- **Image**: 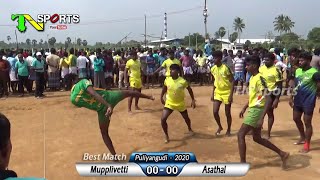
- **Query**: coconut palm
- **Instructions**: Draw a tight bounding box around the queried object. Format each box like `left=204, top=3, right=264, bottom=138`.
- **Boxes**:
left=26, top=39, right=31, bottom=47
left=66, top=37, right=72, bottom=44
left=48, top=37, right=56, bottom=47
left=82, top=40, right=88, bottom=47
left=228, top=32, right=238, bottom=43
left=274, top=14, right=295, bottom=35
left=32, top=39, right=37, bottom=47
left=76, top=38, right=82, bottom=47
left=233, top=17, right=245, bottom=43
left=217, top=27, right=226, bottom=42
left=7, top=36, right=11, bottom=43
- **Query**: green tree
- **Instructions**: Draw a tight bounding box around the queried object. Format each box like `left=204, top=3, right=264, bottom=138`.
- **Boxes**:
left=77, top=38, right=82, bottom=47
left=32, top=39, right=37, bottom=47
left=182, top=33, right=205, bottom=47
left=48, top=37, right=56, bottom=47
left=7, top=36, right=11, bottom=43
left=82, top=40, right=88, bottom=47
left=233, top=17, right=245, bottom=43
left=228, top=32, right=238, bottom=43
left=217, top=27, right=226, bottom=42
left=26, top=39, right=31, bottom=47
left=39, top=39, right=43, bottom=47
left=244, top=40, right=252, bottom=47
left=307, top=27, right=320, bottom=44
left=274, top=14, right=295, bottom=36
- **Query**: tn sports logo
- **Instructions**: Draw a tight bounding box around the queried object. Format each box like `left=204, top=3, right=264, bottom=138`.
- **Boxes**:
left=11, top=14, right=80, bottom=33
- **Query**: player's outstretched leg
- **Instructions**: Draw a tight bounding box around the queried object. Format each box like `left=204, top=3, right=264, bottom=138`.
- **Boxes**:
left=122, top=90, right=155, bottom=101
left=180, top=110, right=194, bottom=135
left=213, top=100, right=223, bottom=135
left=99, top=119, right=117, bottom=155
left=252, top=128, right=290, bottom=169
left=293, top=111, right=305, bottom=145
left=267, top=109, right=275, bottom=139
left=300, top=114, right=313, bottom=153
left=225, top=104, right=232, bottom=136
left=161, top=108, right=173, bottom=143
left=237, top=124, right=252, bottom=163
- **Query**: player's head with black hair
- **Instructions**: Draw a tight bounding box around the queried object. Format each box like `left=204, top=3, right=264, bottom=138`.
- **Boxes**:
left=169, top=64, right=181, bottom=78
left=245, top=55, right=261, bottom=74
left=0, top=113, right=12, bottom=171
left=212, top=50, right=223, bottom=65
left=263, top=52, right=276, bottom=67
left=168, top=50, right=175, bottom=59
left=274, top=48, right=281, bottom=55
left=298, top=51, right=312, bottom=69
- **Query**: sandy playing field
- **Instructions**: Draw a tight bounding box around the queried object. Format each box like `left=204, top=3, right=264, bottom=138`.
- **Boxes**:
left=1, top=86, right=320, bottom=180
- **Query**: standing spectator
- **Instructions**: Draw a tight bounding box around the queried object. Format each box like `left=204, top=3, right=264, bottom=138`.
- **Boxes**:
left=0, top=56, right=10, bottom=98
left=77, top=51, right=89, bottom=80
left=180, top=49, right=194, bottom=83
left=7, top=52, right=18, bottom=94
left=26, top=52, right=35, bottom=93
left=233, top=50, right=245, bottom=92
left=46, top=48, right=61, bottom=91
left=89, top=51, right=96, bottom=83
left=103, top=50, right=114, bottom=89
left=32, top=52, right=45, bottom=99
left=66, top=48, right=78, bottom=88
left=118, top=51, right=127, bottom=89
left=59, top=52, right=70, bottom=91
left=94, top=52, right=106, bottom=88
left=15, top=53, right=29, bottom=97
left=146, top=50, right=156, bottom=88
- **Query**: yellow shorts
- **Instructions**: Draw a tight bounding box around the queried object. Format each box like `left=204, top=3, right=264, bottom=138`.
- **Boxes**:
left=164, top=102, right=186, bottom=112
left=129, top=79, right=142, bottom=89
left=214, top=92, right=230, bottom=105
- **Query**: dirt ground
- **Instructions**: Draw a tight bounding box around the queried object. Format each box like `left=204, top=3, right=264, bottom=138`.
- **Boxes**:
left=1, top=86, right=320, bottom=180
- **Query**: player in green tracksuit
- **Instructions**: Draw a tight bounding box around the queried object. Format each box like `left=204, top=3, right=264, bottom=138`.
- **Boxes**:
left=70, top=79, right=155, bottom=156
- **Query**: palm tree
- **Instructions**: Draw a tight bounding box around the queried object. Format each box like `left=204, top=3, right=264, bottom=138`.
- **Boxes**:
left=82, top=40, right=88, bottom=47
left=26, top=39, right=31, bottom=47
left=228, top=32, right=238, bottom=43
left=7, top=36, right=11, bottom=43
left=66, top=37, right=71, bottom=44
left=217, top=27, right=226, bottom=42
left=48, top=37, right=56, bottom=47
left=76, top=38, right=82, bottom=47
left=39, top=39, right=43, bottom=47
left=233, top=17, right=245, bottom=43
left=274, top=14, right=295, bottom=35
left=32, top=39, right=37, bottom=47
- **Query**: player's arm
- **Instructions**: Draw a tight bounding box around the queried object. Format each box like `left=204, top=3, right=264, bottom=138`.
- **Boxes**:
left=273, top=68, right=284, bottom=108
left=228, top=67, right=235, bottom=103
left=312, top=72, right=320, bottom=97
left=211, top=75, right=215, bottom=101
left=239, top=102, right=249, bottom=118
left=288, top=73, right=296, bottom=108
left=160, top=85, right=167, bottom=105
left=154, top=62, right=165, bottom=75
left=257, top=77, right=273, bottom=128
left=186, top=85, right=196, bottom=108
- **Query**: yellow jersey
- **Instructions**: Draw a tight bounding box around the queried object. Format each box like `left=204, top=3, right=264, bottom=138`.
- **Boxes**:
left=248, top=73, right=267, bottom=108
left=161, top=58, right=181, bottom=77
left=211, top=64, right=232, bottom=95
left=164, top=76, right=188, bottom=111
left=126, top=59, right=141, bottom=80
left=259, top=65, right=283, bottom=91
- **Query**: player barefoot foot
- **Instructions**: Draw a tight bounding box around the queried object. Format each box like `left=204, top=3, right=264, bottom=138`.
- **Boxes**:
left=225, top=130, right=231, bottom=137
left=293, top=139, right=305, bottom=145
left=280, top=152, right=290, bottom=169
left=185, top=130, right=194, bottom=136
left=215, top=127, right=223, bottom=136
left=135, top=106, right=141, bottom=110
left=164, top=136, right=170, bottom=143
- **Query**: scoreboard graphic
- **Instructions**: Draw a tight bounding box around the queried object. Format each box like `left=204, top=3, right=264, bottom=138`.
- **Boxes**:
left=76, top=152, right=250, bottom=177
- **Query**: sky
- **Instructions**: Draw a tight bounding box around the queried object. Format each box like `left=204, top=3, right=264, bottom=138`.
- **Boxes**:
left=1, top=0, right=319, bottom=45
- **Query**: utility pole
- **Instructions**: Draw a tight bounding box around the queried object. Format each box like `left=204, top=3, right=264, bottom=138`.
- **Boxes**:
left=203, top=0, right=208, bottom=40
left=144, top=14, right=147, bottom=48
left=15, top=30, right=18, bottom=49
